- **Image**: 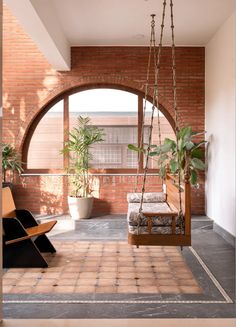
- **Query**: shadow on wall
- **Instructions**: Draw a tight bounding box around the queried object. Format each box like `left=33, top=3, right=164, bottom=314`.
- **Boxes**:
left=39, top=175, right=69, bottom=215
left=13, top=175, right=69, bottom=215
left=39, top=190, right=67, bottom=215
left=3, top=5, right=60, bottom=146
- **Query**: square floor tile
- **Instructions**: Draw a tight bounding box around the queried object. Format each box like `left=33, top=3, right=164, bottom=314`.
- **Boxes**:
left=117, top=286, right=139, bottom=293
left=179, top=286, right=202, bottom=293
left=53, top=286, right=75, bottom=293
left=74, top=286, right=96, bottom=293
left=3, top=241, right=202, bottom=295
left=33, top=286, right=55, bottom=293
left=138, top=286, right=159, bottom=293
left=95, top=286, right=117, bottom=293
left=57, top=278, right=77, bottom=286
left=97, top=278, right=116, bottom=286
left=10, top=286, right=34, bottom=294
left=117, top=278, right=137, bottom=286
left=76, top=279, right=97, bottom=286
left=17, top=278, right=38, bottom=286
left=159, top=286, right=181, bottom=293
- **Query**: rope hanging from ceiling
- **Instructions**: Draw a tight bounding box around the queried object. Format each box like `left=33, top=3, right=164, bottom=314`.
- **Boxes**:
left=127, top=0, right=191, bottom=248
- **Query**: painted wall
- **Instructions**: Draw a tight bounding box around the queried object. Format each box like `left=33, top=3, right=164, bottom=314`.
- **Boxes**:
left=0, top=0, right=3, bottom=321
left=205, top=12, right=236, bottom=236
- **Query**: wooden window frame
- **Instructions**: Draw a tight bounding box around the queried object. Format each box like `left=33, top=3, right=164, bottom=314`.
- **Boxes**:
left=22, top=85, right=175, bottom=175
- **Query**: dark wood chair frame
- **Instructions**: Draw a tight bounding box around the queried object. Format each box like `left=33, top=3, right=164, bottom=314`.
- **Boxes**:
left=2, top=187, right=57, bottom=268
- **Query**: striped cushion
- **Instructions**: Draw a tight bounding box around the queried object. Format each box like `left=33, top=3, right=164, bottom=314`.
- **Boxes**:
left=127, top=192, right=166, bottom=203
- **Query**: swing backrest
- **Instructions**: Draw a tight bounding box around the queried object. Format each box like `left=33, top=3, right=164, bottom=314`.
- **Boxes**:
left=165, top=174, right=185, bottom=212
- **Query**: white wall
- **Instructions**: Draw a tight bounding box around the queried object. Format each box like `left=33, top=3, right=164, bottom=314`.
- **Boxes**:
left=205, top=12, right=236, bottom=237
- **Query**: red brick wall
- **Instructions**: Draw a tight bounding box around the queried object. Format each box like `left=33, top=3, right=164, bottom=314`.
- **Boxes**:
left=3, top=5, right=205, bottom=215
left=13, top=174, right=164, bottom=216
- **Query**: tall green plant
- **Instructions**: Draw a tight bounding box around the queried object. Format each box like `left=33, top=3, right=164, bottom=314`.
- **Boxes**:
left=61, top=116, right=105, bottom=197
left=2, top=143, right=24, bottom=183
left=128, top=126, right=206, bottom=186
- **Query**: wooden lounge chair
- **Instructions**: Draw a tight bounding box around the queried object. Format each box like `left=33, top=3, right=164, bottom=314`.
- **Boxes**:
left=2, top=187, right=57, bottom=268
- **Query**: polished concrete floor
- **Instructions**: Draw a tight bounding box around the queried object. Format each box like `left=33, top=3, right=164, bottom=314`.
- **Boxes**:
left=3, top=215, right=235, bottom=319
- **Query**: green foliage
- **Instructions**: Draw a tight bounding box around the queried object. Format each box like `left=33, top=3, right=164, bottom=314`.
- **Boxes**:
left=2, top=143, right=24, bottom=183
left=128, top=126, right=206, bottom=186
left=61, top=116, right=105, bottom=197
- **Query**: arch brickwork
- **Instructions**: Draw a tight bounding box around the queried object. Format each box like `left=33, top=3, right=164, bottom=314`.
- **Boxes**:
left=19, top=77, right=176, bottom=152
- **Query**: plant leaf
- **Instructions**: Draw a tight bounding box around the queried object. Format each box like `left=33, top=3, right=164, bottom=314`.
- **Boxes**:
left=178, top=126, right=192, bottom=141
left=128, top=144, right=142, bottom=152
left=149, top=151, right=158, bottom=156
left=190, top=169, right=197, bottom=185
left=191, top=158, right=206, bottom=170
left=192, top=131, right=206, bottom=136
left=170, top=159, right=178, bottom=173
left=192, top=140, right=207, bottom=150
left=191, top=148, right=204, bottom=159
left=184, top=141, right=195, bottom=150
left=160, top=142, right=173, bottom=153
left=159, top=166, right=166, bottom=178
left=158, top=154, right=168, bottom=165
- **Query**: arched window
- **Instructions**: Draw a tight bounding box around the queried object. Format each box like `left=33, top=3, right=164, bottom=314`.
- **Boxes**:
left=25, top=88, right=175, bottom=172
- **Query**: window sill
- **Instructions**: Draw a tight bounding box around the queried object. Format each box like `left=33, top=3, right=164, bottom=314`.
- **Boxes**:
left=21, top=172, right=160, bottom=176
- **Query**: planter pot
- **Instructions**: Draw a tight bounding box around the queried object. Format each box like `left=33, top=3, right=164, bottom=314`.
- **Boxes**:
left=68, top=196, right=94, bottom=220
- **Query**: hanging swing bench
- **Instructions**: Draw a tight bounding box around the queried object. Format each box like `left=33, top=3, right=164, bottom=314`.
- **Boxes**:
left=127, top=172, right=191, bottom=247
left=127, top=1, right=191, bottom=248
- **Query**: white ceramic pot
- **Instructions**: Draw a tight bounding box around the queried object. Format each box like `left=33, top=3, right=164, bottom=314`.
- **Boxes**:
left=67, top=196, right=94, bottom=220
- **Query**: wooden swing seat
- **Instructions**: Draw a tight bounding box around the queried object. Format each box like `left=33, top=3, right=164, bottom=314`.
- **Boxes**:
left=127, top=173, right=191, bottom=247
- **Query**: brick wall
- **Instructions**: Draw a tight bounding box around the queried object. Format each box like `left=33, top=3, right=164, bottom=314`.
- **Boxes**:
left=3, top=5, right=205, bottom=215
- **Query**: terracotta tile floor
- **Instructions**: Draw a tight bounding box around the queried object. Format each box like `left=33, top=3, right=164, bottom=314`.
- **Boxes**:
left=3, top=241, right=202, bottom=294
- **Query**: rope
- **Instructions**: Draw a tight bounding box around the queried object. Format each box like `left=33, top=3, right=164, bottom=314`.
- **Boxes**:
left=138, top=4, right=166, bottom=224
left=134, top=15, right=155, bottom=193
left=155, top=0, right=167, bottom=191
left=170, top=0, right=183, bottom=219
left=134, top=0, right=184, bottom=237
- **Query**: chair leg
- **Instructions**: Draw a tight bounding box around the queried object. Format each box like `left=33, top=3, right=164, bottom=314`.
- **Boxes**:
left=3, top=239, right=48, bottom=268
left=34, top=234, right=56, bottom=253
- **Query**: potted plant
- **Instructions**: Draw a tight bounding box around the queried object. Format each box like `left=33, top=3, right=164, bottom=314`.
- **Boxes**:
left=128, top=126, right=206, bottom=186
left=62, top=116, right=105, bottom=219
left=2, top=143, right=24, bottom=188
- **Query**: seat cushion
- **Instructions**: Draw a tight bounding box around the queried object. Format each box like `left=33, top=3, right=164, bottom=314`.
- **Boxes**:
left=128, top=225, right=182, bottom=235
left=127, top=192, right=166, bottom=203
left=127, top=202, right=173, bottom=226
left=127, top=202, right=183, bottom=235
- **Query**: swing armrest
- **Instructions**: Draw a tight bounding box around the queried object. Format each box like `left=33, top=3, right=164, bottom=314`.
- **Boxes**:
left=167, top=202, right=179, bottom=213
left=142, top=211, right=178, bottom=217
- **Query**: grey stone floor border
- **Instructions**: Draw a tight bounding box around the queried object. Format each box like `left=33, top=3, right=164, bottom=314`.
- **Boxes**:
left=3, top=215, right=235, bottom=318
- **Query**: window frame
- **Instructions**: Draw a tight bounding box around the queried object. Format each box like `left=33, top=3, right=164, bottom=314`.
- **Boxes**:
left=22, top=85, right=175, bottom=174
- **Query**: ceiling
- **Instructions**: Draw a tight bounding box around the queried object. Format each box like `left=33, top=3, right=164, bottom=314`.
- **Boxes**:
left=4, top=0, right=236, bottom=70
left=50, top=0, right=235, bottom=46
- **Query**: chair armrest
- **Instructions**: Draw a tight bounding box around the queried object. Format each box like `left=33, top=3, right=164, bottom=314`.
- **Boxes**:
left=15, top=209, right=38, bottom=228
left=3, top=218, right=28, bottom=244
